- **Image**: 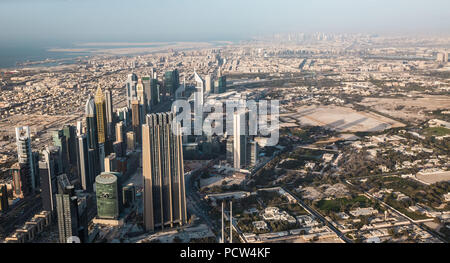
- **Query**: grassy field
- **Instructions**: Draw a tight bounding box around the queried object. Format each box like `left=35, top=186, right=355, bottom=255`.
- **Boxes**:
left=316, top=195, right=372, bottom=213
left=423, top=127, right=450, bottom=137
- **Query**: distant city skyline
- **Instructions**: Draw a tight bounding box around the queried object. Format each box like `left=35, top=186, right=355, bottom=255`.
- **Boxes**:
left=1, top=0, right=449, bottom=47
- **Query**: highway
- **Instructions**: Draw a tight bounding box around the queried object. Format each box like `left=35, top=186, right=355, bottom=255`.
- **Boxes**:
left=184, top=165, right=220, bottom=242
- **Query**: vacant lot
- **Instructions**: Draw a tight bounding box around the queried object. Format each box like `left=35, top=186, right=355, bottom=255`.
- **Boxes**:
left=416, top=171, right=450, bottom=184
left=284, top=105, right=404, bottom=132
left=361, top=96, right=450, bottom=123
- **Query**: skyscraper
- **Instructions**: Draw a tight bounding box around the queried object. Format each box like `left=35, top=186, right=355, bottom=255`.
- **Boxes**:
left=104, top=87, right=114, bottom=141
left=131, top=100, right=141, bottom=144
left=0, top=184, right=8, bottom=212
left=15, top=126, right=36, bottom=191
left=205, top=74, right=213, bottom=94
left=10, top=162, right=31, bottom=198
left=136, top=78, right=147, bottom=125
left=194, top=71, right=204, bottom=108
left=77, top=134, right=93, bottom=192
left=233, top=111, right=247, bottom=170
left=52, top=129, right=69, bottom=173
left=164, top=69, right=179, bottom=97
left=95, top=86, right=108, bottom=145
left=39, top=146, right=60, bottom=212
left=126, top=73, right=138, bottom=108
left=142, top=76, right=152, bottom=111
left=56, top=185, right=88, bottom=243
left=142, top=112, right=187, bottom=231
left=95, top=172, right=121, bottom=219
left=63, top=125, right=77, bottom=167
left=150, top=78, right=160, bottom=106
left=85, top=95, right=100, bottom=177
left=85, top=95, right=98, bottom=151
left=115, top=121, right=124, bottom=143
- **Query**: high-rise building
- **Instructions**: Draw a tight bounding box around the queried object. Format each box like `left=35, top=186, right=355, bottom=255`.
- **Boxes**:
left=76, top=121, right=83, bottom=136
left=126, top=131, right=136, bottom=151
left=56, top=185, right=86, bottom=243
left=150, top=78, right=160, bottom=106
left=117, top=107, right=130, bottom=126
left=15, top=126, right=36, bottom=191
left=77, top=134, right=93, bottom=192
left=131, top=100, right=141, bottom=143
left=248, top=140, right=259, bottom=166
left=126, top=73, right=138, bottom=108
left=0, top=184, right=9, bottom=212
left=85, top=95, right=98, bottom=151
left=39, top=146, right=60, bottom=212
left=104, top=153, right=117, bottom=173
left=218, top=76, right=226, bottom=93
left=233, top=111, right=247, bottom=170
left=136, top=78, right=147, bottom=125
left=104, top=87, right=114, bottom=141
left=98, top=143, right=105, bottom=173
left=122, top=183, right=135, bottom=208
left=142, top=112, right=187, bottom=231
left=142, top=76, right=152, bottom=111
left=115, top=121, right=124, bottom=143
left=194, top=71, right=204, bottom=108
left=164, top=69, right=179, bottom=97
left=226, top=137, right=234, bottom=164
left=62, top=125, right=77, bottom=167
left=10, top=162, right=31, bottom=198
left=52, top=129, right=69, bottom=173
left=95, top=172, right=121, bottom=219
left=95, top=86, right=108, bottom=145
left=205, top=74, right=214, bottom=94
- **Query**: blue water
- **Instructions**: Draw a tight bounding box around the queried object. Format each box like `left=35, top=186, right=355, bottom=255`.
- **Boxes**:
left=0, top=45, right=90, bottom=68
left=0, top=41, right=226, bottom=69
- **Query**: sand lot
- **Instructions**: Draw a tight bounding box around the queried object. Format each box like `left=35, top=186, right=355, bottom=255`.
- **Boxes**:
left=282, top=105, right=405, bottom=132
left=361, top=96, right=450, bottom=123
left=416, top=171, right=450, bottom=184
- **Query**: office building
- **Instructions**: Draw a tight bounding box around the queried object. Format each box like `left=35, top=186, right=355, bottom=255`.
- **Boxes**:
left=122, top=183, right=135, bottom=208
left=94, top=86, right=108, bottom=145
left=142, top=112, right=187, bottom=231
left=85, top=95, right=98, bottom=151
left=77, top=134, right=93, bottom=192
left=126, top=131, right=136, bottom=151
left=248, top=140, right=259, bottom=166
left=126, top=73, right=138, bottom=108
left=104, top=87, right=114, bottom=141
left=62, top=125, right=77, bottom=167
left=131, top=100, right=141, bottom=144
left=164, top=69, right=179, bottom=97
left=115, top=121, right=124, bottom=143
left=0, top=184, right=9, bottom=212
left=39, top=146, right=60, bottom=212
left=136, top=78, right=147, bottom=125
left=233, top=111, right=247, bottom=169
left=95, top=172, right=121, bottom=219
left=15, top=126, right=36, bottom=191
left=52, top=130, right=69, bottom=173
left=56, top=185, right=88, bottom=243
left=104, top=153, right=117, bottom=173
left=205, top=74, right=213, bottom=94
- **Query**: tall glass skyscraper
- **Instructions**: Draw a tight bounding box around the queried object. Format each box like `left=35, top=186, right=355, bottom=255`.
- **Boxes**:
left=95, top=86, right=108, bottom=145
left=15, top=126, right=36, bottom=191
left=164, top=69, right=179, bottom=98
left=142, top=112, right=187, bottom=231
left=126, top=73, right=138, bottom=108
left=104, top=87, right=114, bottom=141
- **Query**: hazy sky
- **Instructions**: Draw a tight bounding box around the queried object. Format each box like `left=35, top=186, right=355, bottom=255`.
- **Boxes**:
left=0, top=0, right=449, bottom=46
